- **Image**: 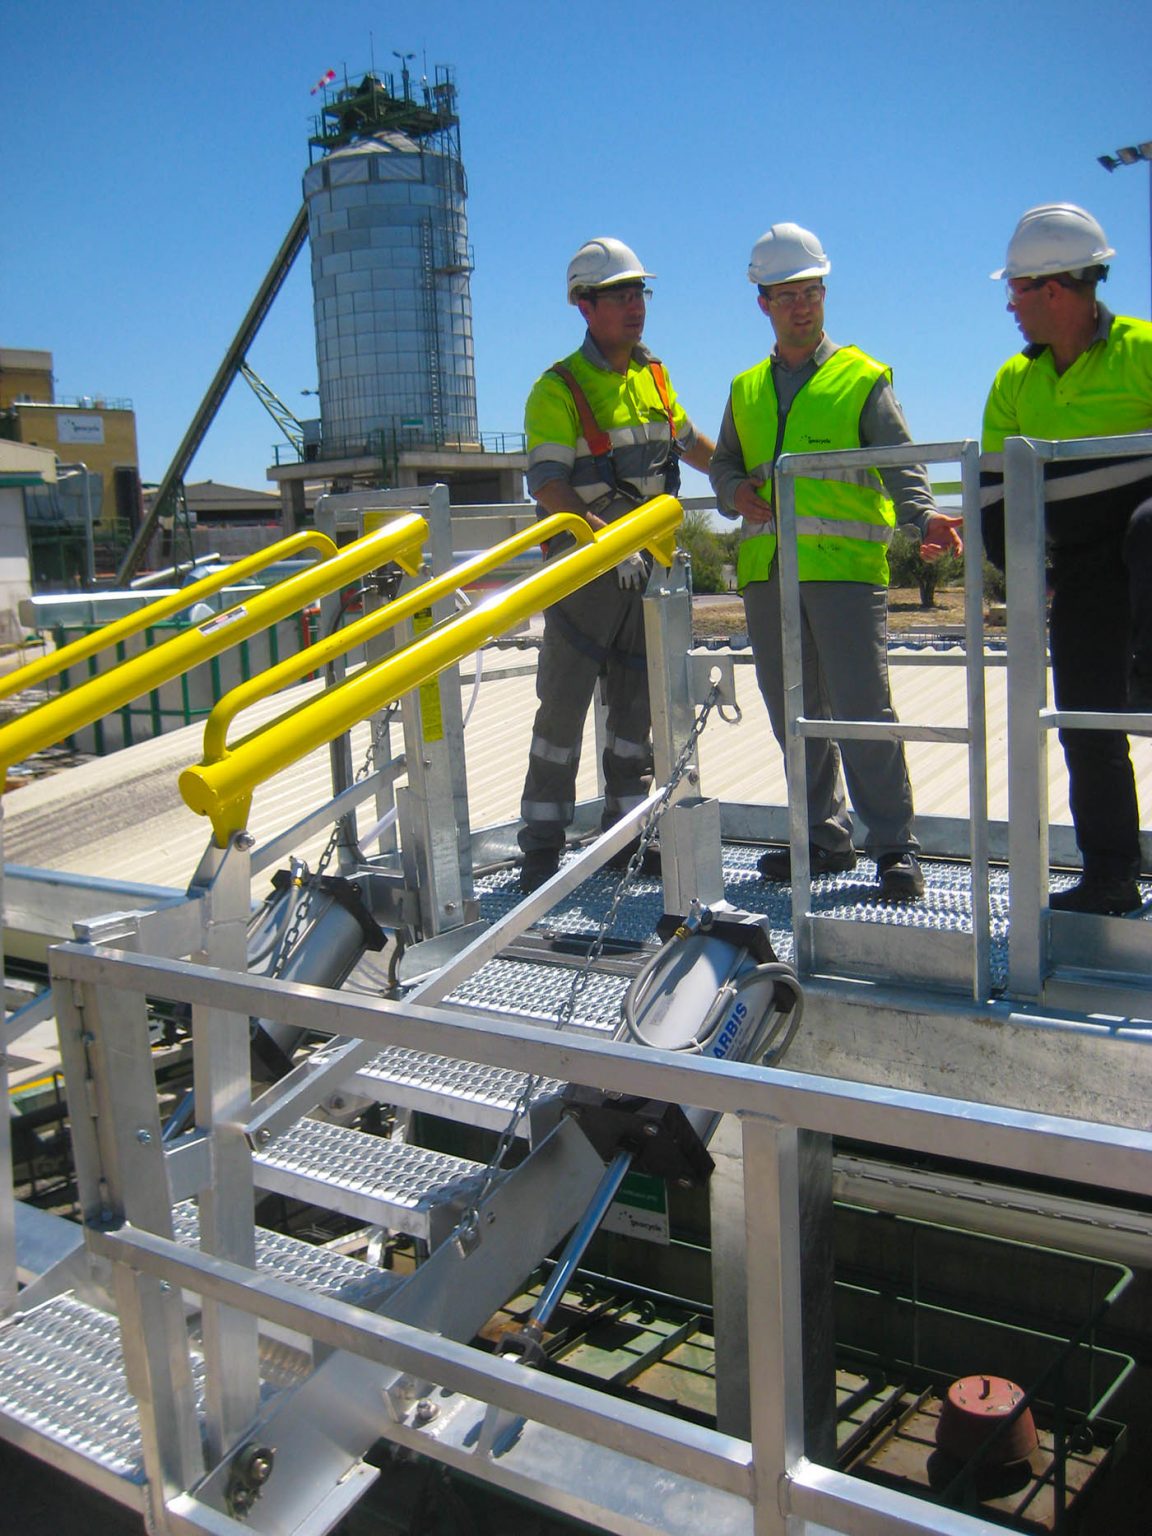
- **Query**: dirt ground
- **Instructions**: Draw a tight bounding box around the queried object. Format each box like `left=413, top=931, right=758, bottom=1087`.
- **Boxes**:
left=692, top=585, right=980, bottom=640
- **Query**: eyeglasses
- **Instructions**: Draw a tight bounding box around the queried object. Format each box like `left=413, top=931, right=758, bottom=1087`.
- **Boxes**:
left=593, top=285, right=652, bottom=306
left=764, top=282, right=825, bottom=310
left=1005, top=278, right=1049, bottom=304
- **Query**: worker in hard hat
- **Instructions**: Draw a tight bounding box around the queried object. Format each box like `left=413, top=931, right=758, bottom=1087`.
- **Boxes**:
left=982, top=203, right=1152, bottom=915
left=516, top=237, right=715, bottom=894
left=710, top=223, right=962, bottom=901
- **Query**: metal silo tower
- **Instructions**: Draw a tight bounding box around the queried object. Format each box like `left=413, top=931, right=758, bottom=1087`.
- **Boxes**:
left=303, top=63, right=478, bottom=462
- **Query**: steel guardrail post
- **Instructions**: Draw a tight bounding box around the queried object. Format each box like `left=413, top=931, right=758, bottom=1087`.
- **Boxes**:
left=1003, top=436, right=1051, bottom=999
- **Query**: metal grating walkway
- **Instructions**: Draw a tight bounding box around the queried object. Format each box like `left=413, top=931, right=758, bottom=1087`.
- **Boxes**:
left=472, top=841, right=1152, bottom=1008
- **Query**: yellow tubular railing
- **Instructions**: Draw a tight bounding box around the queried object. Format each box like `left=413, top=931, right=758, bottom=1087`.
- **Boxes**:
left=0, top=530, right=341, bottom=703
left=199, top=512, right=596, bottom=763
left=0, top=516, right=429, bottom=790
left=180, top=495, right=683, bottom=845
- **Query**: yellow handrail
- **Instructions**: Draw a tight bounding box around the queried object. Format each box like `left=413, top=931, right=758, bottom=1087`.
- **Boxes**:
left=179, top=496, right=682, bottom=844
left=0, top=530, right=340, bottom=702
left=0, top=516, right=429, bottom=789
left=199, top=512, right=595, bottom=762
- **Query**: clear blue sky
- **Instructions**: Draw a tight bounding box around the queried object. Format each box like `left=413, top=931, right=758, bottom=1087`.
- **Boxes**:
left=5, top=0, right=1152, bottom=502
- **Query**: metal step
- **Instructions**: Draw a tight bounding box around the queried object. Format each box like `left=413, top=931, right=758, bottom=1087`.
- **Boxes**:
left=0, top=1293, right=168, bottom=1510
left=350, top=1045, right=563, bottom=1134
left=0, top=1206, right=409, bottom=1512
left=252, top=1117, right=486, bottom=1246
left=171, top=1204, right=401, bottom=1310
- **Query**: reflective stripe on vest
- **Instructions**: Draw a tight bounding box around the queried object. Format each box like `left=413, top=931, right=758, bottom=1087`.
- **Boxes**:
left=730, top=347, right=895, bottom=588
left=981, top=313, right=1152, bottom=507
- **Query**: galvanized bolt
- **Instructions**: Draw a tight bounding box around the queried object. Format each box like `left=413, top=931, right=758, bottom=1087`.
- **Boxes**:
left=444, top=902, right=457, bottom=914
left=642, top=1122, right=659, bottom=1138
left=136, top=1129, right=153, bottom=1146
left=233, top=831, right=256, bottom=852
left=413, top=1399, right=438, bottom=1425
left=246, top=1448, right=275, bottom=1485
left=256, top=1127, right=272, bottom=1146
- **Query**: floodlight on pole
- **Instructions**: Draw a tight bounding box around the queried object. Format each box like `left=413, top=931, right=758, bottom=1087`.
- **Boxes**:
left=1098, top=138, right=1152, bottom=317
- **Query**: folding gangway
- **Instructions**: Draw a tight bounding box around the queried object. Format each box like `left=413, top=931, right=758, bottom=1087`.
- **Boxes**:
left=0, top=449, right=1149, bottom=1536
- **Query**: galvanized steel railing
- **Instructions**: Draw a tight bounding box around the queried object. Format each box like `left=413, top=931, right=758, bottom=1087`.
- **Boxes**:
left=49, top=936, right=1152, bottom=1536
left=774, top=441, right=991, bottom=1000
left=1002, top=430, right=1152, bottom=1002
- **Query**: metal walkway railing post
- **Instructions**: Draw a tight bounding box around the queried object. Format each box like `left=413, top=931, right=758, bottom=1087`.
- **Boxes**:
left=1003, top=436, right=1051, bottom=999
left=393, top=484, right=475, bottom=937
left=187, top=832, right=261, bottom=1461
left=645, top=546, right=726, bottom=910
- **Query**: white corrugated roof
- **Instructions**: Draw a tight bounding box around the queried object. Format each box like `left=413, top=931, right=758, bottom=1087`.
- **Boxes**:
left=5, top=644, right=1125, bottom=896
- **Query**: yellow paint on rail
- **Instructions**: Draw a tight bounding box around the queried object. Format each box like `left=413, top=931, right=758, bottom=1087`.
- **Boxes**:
left=180, top=496, right=682, bottom=844
left=0, top=529, right=340, bottom=702
left=198, top=512, right=594, bottom=762
left=0, top=517, right=429, bottom=789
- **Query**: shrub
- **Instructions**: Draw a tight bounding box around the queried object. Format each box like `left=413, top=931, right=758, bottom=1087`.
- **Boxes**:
left=678, top=509, right=728, bottom=594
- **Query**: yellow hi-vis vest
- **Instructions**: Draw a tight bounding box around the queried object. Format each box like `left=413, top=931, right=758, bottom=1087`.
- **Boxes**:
left=731, top=346, right=895, bottom=589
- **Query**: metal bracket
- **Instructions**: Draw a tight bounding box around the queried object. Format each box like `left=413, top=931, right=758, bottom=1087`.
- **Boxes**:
left=689, top=651, right=737, bottom=709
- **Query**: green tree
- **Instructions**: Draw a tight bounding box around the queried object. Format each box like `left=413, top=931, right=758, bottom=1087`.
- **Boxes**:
left=678, top=508, right=728, bottom=594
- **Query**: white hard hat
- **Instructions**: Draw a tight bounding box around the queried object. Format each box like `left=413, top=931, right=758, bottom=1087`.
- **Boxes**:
left=992, top=203, right=1115, bottom=280
left=748, top=223, right=831, bottom=286
left=567, top=237, right=655, bottom=304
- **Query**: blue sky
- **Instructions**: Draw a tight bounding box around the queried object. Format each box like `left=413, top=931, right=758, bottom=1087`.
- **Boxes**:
left=5, top=0, right=1152, bottom=502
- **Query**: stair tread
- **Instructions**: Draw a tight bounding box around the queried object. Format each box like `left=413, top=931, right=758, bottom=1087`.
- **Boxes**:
left=353, top=1045, right=561, bottom=1131
left=252, top=1117, right=486, bottom=1241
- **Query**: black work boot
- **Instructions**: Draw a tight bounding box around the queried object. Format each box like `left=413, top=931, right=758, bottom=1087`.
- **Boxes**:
left=519, top=849, right=560, bottom=894
left=1049, top=876, right=1143, bottom=915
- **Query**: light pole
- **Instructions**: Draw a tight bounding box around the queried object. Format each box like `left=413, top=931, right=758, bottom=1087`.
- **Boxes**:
left=1098, top=139, right=1152, bottom=317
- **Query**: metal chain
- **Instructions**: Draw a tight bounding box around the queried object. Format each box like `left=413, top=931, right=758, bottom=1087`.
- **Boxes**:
left=453, top=679, right=729, bottom=1254
left=271, top=712, right=393, bottom=976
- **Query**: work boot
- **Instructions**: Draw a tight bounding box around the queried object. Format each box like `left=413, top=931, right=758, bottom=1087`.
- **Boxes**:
left=519, top=849, right=560, bottom=894
left=877, top=851, right=926, bottom=901
left=606, top=838, right=662, bottom=876
left=1049, top=876, right=1143, bottom=915
left=757, top=845, right=856, bottom=882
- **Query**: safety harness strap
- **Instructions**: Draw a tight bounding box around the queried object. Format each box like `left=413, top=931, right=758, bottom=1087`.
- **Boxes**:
left=550, top=362, right=613, bottom=458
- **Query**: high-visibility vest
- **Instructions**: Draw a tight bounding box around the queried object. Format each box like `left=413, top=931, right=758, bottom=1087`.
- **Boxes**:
left=983, top=313, right=1152, bottom=448
left=549, top=358, right=680, bottom=504
left=731, top=346, right=895, bottom=588
left=525, top=346, right=687, bottom=518
left=981, top=312, right=1152, bottom=514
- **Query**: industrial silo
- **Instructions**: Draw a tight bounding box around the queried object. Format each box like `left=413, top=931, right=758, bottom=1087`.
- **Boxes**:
left=302, top=65, right=478, bottom=461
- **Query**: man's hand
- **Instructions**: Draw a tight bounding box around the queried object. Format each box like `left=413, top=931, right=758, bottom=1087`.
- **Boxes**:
left=616, top=552, right=647, bottom=589
left=921, top=513, right=964, bottom=562
left=733, top=479, right=773, bottom=525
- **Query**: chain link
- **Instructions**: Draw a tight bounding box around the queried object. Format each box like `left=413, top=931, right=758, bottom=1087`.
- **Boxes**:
left=453, top=679, right=729, bottom=1253
left=271, top=715, right=392, bottom=977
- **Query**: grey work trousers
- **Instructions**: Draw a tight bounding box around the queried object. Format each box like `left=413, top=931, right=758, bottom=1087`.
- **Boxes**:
left=743, top=573, right=918, bottom=859
left=518, top=570, right=653, bottom=855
